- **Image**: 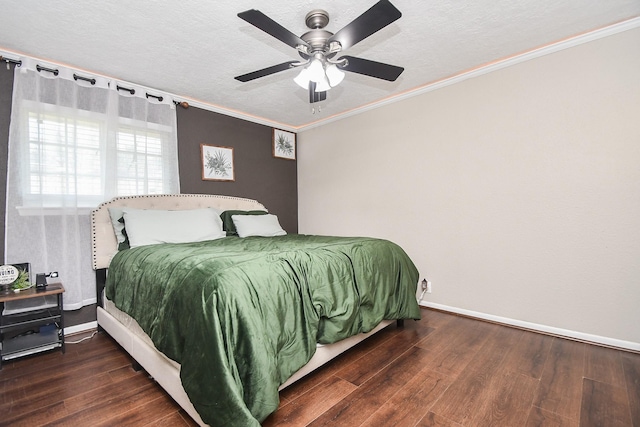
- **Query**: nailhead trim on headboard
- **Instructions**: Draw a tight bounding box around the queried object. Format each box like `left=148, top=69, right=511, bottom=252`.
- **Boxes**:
left=90, top=194, right=267, bottom=270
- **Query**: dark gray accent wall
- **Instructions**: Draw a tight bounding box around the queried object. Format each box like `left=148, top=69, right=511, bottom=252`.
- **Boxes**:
left=176, top=106, right=298, bottom=233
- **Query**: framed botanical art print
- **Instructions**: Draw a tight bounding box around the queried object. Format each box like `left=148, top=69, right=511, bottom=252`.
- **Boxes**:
left=201, top=144, right=235, bottom=181
left=273, top=129, right=296, bottom=160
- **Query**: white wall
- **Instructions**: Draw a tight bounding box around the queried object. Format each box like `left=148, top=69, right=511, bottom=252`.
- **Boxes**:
left=298, top=27, right=640, bottom=348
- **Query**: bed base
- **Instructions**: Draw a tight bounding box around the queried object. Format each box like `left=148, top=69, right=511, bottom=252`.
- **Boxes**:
left=97, top=306, right=207, bottom=425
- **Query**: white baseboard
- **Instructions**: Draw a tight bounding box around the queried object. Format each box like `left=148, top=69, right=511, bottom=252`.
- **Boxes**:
left=419, top=301, right=640, bottom=352
left=64, top=321, right=97, bottom=336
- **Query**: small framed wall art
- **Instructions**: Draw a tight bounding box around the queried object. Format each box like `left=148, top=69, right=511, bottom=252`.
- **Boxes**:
left=201, top=144, right=235, bottom=181
left=273, top=128, right=296, bottom=160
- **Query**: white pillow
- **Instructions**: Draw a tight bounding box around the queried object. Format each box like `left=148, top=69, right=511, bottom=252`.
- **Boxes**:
left=108, top=207, right=126, bottom=244
left=231, top=214, right=287, bottom=238
left=123, top=208, right=225, bottom=248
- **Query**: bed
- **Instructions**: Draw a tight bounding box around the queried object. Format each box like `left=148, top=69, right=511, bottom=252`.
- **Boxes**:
left=91, top=194, right=421, bottom=426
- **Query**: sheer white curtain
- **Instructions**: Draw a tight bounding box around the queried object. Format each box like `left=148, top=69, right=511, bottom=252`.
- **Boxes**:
left=5, top=58, right=180, bottom=310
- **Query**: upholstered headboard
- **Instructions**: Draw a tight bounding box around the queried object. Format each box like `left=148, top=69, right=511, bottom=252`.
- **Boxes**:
left=90, top=194, right=267, bottom=270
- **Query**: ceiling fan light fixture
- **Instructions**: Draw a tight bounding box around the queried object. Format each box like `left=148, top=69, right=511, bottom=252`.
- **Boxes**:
left=294, top=67, right=311, bottom=89
left=315, top=76, right=331, bottom=92
left=325, top=64, right=345, bottom=87
left=307, top=59, right=325, bottom=83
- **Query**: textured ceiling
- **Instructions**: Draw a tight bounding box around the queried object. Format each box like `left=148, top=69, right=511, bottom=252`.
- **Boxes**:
left=1, top=1, right=639, bottom=130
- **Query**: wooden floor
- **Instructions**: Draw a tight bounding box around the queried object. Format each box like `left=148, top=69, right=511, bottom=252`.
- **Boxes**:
left=1, top=308, right=639, bottom=426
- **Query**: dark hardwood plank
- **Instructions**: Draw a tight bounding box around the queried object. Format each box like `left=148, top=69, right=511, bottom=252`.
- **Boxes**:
left=584, top=344, right=626, bottom=388
left=279, top=323, right=398, bottom=401
left=334, top=323, right=435, bottom=385
left=108, top=363, right=146, bottom=383
left=526, top=406, right=578, bottom=427
left=579, top=378, right=632, bottom=427
left=6, top=350, right=127, bottom=394
left=44, top=382, right=167, bottom=426
left=0, top=333, right=121, bottom=381
left=0, top=375, right=27, bottom=406
left=0, top=343, right=133, bottom=423
left=3, top=401, right=67, bottom=427
left=501, top=329, right=554, bottom=379
left=416, top=411, right=464, bottom=426
left=60, top=371, right=156, bottom=415
left=418, top=308, right=458, bottom=330
left=428, top=325, right=522, bottom=425
left=92, top=394, right=188, bottom=427
left=3, top=377, right=156, bottom=426
left=307, top=346, right=433, bottom=426
left=533, top=338, right=586, bottom=422
left=361, top=368, right=450, bottom=427
left=416, top=315, right=499, bottom=377
left=1, top=371, right=113, bottom=420
left=622, top=353, right=640, bottom=427
left=145, top=411, right=199, bottom=427
left=263, top=375, right=357, bottom=426
left=471, top=370, right=539, bottom=426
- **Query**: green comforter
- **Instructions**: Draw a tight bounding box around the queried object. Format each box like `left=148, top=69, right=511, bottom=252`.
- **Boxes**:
left=105, top=234, right=420, bottom=426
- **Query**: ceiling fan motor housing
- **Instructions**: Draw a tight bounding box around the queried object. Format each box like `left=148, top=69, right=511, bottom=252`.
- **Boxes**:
left=305, top=9, right=329, bottom=29
left=301, top=29, right=334, bottom=56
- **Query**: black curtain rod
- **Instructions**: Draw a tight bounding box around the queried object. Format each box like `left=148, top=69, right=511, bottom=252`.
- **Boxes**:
left=73, top=73, right=96, bottom=85
left=146, top=92, right=164, bottom=102
left=0, top=56, right=22, bottom=67
left=116, top=84, right=135, bottom=95
left=36, top=64, right=59, bottom=76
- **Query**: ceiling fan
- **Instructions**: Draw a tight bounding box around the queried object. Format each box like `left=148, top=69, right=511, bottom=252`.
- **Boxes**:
left=235, top=0, right=404, bottom=103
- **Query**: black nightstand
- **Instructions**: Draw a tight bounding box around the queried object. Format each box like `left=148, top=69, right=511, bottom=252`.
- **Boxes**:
left=0, top=283, right=65, bottom=368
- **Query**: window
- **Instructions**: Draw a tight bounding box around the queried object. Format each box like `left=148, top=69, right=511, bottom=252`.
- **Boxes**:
left=22, top=104, right=176, bottom=208
left=26, top=110, right=102, bottom=207
left=116, top=126, right=167, bottom=196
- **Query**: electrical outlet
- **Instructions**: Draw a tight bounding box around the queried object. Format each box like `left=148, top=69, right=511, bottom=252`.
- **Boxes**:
left=420, top=279, right=432, bottom=294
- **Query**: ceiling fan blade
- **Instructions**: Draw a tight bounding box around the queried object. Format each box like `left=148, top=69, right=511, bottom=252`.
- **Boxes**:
left=328, top=0, right=401, bottom=51
left=339, top=56, right=404, bottom=81
left=235, top=61, right=298, bottom=82
left=238, top=9, right=310, bottom=50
